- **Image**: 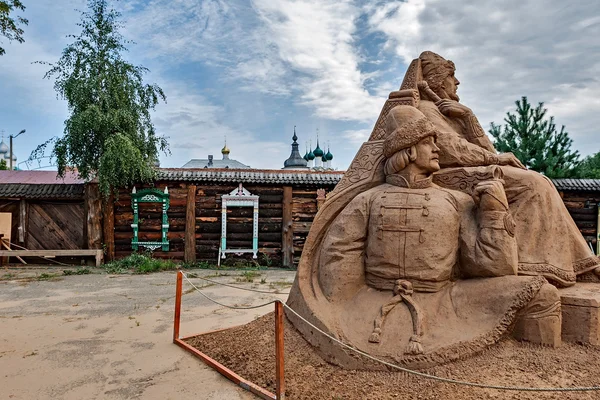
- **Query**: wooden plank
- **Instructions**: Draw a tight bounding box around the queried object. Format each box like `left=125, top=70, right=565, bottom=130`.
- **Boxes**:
left=104, top=194, right=115, bottom=262
left=174, top=339, right=276, bottom=400
left=18, top=199, right=26, bottom=243
left=85, top=183, right=103, bottom=249
left=27, top=203, right=84, bottom=250
left=282, top=186, right=293, bottom=269
left=185, top=185, right=197, bottom=263
left=174, top=271, right=182, bottom=341
left=0, top=248, right=102, bottom=266
left=275, top=301, right=285, bottom=400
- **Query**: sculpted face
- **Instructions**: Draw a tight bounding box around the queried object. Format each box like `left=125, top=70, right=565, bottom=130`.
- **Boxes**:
left=413, top=135, right=440, bottom=173
left=442, top=70, right=460, bottom=102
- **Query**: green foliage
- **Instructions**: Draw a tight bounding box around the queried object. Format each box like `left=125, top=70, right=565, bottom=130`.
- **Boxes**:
left=63, top=268, right=91, bottom=276
left=235, top=270, right=262, bottom=283
left=0, top=159, right=7, bottom=170
left=103, top=252, right=177, bottom=274
left=0, top=0, right=28, bottom=56
left=489, top=96, right=580, bottom=178
left=34, top=0, right=167, bottom=196
left=575, top=152, right=600, bottom=179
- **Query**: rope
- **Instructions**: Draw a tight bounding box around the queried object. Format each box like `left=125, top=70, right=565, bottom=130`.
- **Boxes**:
left=182, top=273, right=278, bottom=310
left=178, top=271, right=600, bottom=392
left=282, top=303, right=600, bottom=392
left=185, top=273, right=290, bottom=295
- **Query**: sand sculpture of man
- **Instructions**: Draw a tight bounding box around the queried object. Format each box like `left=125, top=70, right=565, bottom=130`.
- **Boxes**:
left=287, top=105, right=561, bottom=369
left=403, top=51, right=599, bottom=286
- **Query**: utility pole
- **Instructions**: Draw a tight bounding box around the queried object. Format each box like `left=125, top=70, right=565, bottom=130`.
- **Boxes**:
left=9, top=129, right=25, bottom=170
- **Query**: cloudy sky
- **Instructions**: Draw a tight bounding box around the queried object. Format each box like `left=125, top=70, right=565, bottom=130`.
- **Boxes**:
left=1, top=0, right=599, bottom=171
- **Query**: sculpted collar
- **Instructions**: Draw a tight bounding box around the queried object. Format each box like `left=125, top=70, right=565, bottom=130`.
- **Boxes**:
left=386, top=174, right=433, bottom=189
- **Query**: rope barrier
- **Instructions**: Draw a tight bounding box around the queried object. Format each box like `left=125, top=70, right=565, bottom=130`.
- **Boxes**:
left=182, top=273, right=278, bottom=310
left=179, top=271, right=600, bottom=392
left=187, top=273, right=290, bottom=295
left=282, top=303, right=600, bottom=392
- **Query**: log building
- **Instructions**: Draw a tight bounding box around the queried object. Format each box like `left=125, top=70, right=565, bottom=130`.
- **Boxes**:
left=0, top=169, right=599, bottom=267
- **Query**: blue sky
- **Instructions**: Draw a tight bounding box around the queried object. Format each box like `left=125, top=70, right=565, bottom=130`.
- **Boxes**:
left=1, top=0, right=599, bottom=171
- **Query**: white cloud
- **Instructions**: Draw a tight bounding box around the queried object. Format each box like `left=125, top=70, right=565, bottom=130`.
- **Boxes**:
left=366, top=0, right=600, bottom=156
left=153, top=81, right=290, bottom=169
left=252, top=0, right=383, bottom=122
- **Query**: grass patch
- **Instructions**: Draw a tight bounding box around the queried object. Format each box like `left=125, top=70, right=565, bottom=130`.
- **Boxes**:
left=0, top=273, right=16, bottom=281
left=235, top=270, right=262, bottom=283
left=103, top=252, right=178, bottom=274
left=63, top=268, right=91, bottom=276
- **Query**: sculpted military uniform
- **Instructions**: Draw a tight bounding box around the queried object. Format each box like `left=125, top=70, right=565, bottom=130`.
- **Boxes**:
left=288, top=105, right=562, bottom=370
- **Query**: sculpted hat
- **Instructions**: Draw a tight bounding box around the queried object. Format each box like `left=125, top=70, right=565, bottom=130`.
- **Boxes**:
left=383, top=105, right=438, bottom=158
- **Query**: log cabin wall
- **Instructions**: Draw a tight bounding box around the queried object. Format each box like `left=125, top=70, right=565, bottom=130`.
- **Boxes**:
left=558, top=190, right=600, bottom=252
left=107, top=174, right=600, bottom=266
left=110, top=169, right=343, bottom=266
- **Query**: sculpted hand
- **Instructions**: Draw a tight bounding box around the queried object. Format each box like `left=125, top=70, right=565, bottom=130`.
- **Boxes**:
left=497, top=153, right=526, bottom=169
left=435, top=99, right=472, bottom=119
left=472, top=180, right=509, bottom=212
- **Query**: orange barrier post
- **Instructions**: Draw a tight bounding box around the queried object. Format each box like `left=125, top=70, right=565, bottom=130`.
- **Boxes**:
left=173, top=270, right=183, bottom=342
left=173, top=271, right=276, bottom=400
left=275, top=301, right=285, bottom=399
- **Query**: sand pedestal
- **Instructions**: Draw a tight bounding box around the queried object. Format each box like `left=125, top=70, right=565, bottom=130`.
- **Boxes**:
left=560, top=283, right=600, bottom=344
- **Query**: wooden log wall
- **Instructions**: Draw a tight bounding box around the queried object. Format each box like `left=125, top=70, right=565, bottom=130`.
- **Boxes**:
left=560, top=190, right=600, bottom=252
left=292, top=187, right=319, bottom=266
left=112, top=181, right=330, bottom=266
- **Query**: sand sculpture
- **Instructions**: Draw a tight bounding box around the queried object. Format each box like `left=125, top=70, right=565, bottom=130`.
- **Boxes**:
left=287, top=51, right=600, bottom=370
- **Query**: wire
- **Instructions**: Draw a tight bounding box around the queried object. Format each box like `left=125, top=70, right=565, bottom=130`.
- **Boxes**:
left=179, top=271, right=600, bottom=392
left=282, top=303, right=600, bottom=392
left=182, top=273, right=278, bottom=310
left=184, top=273, right=290, bottom=294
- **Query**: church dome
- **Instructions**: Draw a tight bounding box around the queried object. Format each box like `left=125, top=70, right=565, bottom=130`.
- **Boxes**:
left=325, top=149, right=333, bottom=161
left=0, top=141, right=8, bottom=154
left=221, top=144, right=230, bottom=155
left=307, top=149, right=315, bottom=160
left=313, top=140, right=324, bottom=157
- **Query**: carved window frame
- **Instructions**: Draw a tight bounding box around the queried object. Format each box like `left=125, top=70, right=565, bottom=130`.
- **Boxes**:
left=131, top=187, right=170, bottom=252
left=218, top=183, right=259, bottom=266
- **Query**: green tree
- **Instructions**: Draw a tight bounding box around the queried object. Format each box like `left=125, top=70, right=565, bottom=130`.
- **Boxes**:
left=0, top=159, right=7, bottom=170
left=0, top=0, right=28, bottom=55
left=489, top=96, right=580, bottom=178
left=576, top=152, right=600, bottom=179
left=33, top=0, right=167, bottom=195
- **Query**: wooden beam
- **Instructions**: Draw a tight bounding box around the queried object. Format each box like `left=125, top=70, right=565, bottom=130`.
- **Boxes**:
left=103, top=193, right=115, bottom=262
left=275, top=301, right=285, bottom=400
left=174, top=338, right=276, bottom=400
left=174, top=270, right=182, bottom=341
left=0, top=249, right=102, bottom=266
left=184, top=185, right=197, bottom=263
left=85, top=183, right=103, bottom=249
left=18, top=199, right=26, bottom=243
left=281, top=186, right=293, bottom=268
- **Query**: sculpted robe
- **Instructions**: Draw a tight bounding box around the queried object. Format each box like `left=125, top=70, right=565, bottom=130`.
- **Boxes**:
left=313, top=176, right=558, bottom=368
left=417, top=100, right=599, bottom=286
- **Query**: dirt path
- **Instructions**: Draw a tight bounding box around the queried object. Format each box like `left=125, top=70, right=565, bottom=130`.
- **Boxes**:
left=0, top=267, right=293, bottom=400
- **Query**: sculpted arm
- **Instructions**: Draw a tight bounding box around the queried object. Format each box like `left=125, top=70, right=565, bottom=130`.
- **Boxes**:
left=420, top=104, right=500, bottom=168
left=458, top=180, right=518, bottom=277
left=319, top=192, right=370, bottom=301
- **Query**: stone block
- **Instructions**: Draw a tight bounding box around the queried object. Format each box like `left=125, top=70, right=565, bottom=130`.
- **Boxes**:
left=559, top=283, right=600, bottom=345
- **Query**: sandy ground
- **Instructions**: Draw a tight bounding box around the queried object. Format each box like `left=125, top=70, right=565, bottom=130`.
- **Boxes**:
left=0, top=267, right=293, bottom=400
left=191, top=313, right=600, bottom=400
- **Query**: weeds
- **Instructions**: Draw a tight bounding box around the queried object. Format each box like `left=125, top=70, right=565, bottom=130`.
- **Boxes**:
left=63, top=268, right=91, bottom=276
left=235, top=270, right=262, bottom=283
left=103, top=252, right=178, bottom=274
